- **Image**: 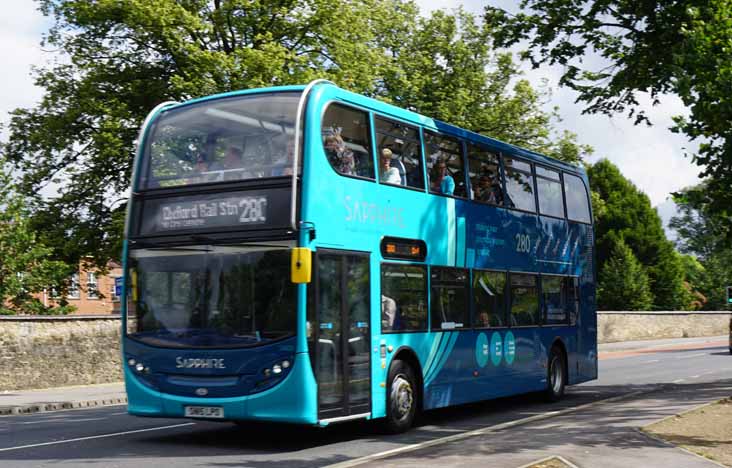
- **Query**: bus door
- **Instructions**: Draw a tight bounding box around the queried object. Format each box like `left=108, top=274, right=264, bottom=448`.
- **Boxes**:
left=314, top=250, right=371, bottom=420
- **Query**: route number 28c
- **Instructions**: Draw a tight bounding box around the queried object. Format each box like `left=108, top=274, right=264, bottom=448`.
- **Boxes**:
left=515, top=233, right=531, bottom=253
left=238, top=197, right=267, bottom=223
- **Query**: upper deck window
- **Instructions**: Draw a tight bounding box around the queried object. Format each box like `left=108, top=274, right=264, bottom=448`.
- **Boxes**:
left=536, top=166, right=565, bottom=218
left=504, top=156, right=536, bottom=212
left=140, top=92, right=300, bottom=190
left=425, top=131, right=466, bottom=197
left=467, top=143, right=504, bottom=206
left=374, top=117, right=424, bottom=189
left=321, top=104, right=374, bottom=179
left=564, top=173, right=592, bottom=224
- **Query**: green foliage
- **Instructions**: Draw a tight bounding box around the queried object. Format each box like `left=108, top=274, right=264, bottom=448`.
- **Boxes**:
left=486, top=0, right=732, bottom=242
left=0, top=161, right=75, bottom=315
left=671, top=185, right=732, bottom=310
left=589, top=159, right=689, bottom=310
left=597, top=237, right=653, bottom=311
left=2, top=1, right=590, bottom=269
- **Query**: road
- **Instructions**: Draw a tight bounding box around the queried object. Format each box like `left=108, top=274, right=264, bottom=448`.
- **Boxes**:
left=1, top=340, right=730, bottom=468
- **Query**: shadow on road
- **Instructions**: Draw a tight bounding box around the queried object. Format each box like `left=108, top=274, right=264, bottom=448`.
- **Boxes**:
left=1, top=379, right=731, bottom=468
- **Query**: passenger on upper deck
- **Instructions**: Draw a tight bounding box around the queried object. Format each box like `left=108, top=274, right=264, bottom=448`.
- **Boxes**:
left=223, top=146, right=246, bottom=180
left=475, top=170, right=503, bottom=205
left=271, top=141, right=295, bottom=177
left=379, top=148, right=402, bottom=185
left=323, top=130, right=355, bottom=176
left=430, top=158, right=455, bottom=195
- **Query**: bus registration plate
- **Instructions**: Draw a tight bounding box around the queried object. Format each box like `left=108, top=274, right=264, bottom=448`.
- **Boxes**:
left=184, top=406, right=224, bottom=419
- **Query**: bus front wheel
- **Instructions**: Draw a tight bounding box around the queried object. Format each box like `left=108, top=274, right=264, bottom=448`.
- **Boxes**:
left=384, top=360, right=417, bottom=433
left=545, top=346, right=566, bottom=402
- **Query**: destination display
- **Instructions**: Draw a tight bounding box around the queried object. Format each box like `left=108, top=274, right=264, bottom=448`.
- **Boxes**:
left=137, top=188, right=291, bottom=236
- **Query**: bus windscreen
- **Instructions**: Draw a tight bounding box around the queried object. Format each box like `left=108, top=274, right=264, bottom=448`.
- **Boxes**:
left=127, top=245, right=296, bottom=349
left=139, top=92, right=300, bottom=189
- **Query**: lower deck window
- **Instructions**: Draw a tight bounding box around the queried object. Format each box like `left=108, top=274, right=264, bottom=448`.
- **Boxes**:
left=510, top=273, right=540, bottom=326
left=381, top=263, right=427, bottom=332
left=430, top=267, right=469, bottom=330
left=473, top=270, right=507, bottom=328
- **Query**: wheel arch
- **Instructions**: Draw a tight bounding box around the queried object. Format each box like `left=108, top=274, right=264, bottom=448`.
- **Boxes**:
left=390, top=346, right=424, bottom=411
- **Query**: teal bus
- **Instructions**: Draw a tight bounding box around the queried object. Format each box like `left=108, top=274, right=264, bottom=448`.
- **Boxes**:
left=122, top=80, right=597, bottom=432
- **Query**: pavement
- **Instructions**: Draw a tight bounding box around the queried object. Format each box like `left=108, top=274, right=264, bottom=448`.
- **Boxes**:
left=0, top=335, right=727, bottom=416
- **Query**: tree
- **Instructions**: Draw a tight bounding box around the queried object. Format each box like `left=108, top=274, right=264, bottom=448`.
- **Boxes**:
left=597, top=237, right=653, bottom=311
left=670, top=184, right=732, bottom=310
left=2, top=1, right=590, bottom=269
left=380, top=8, right=593, bottom=163
left=670, top=184, right=727, bottom=260
left=588, top=159, right=688, bottom=310
left=485, top=0, right=732, bottom=241
left=0, top=161, right=74, bottom=315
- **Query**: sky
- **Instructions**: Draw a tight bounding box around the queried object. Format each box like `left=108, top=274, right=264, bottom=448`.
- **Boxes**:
left=0, top=0, right=702, bottom=214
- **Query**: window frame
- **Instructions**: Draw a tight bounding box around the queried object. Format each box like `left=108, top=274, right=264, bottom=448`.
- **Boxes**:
left=373, top=115, right=427, bottom=192
left=429, top=265, right=470, bottom=331
left=321, top=101, right=377, bottom=182
left=380, top=261, right=429, bottom=334
left=563, top=172, right=593, bottom=225
left=471, top=268, right=509, bottom=330
left=68, top=272, right=80, bottom=300
left=535, top=165, right=566, bottom=219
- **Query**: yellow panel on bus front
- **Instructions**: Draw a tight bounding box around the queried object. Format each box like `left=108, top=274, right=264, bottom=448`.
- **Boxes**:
left=290, top=248, right=312, bottom=284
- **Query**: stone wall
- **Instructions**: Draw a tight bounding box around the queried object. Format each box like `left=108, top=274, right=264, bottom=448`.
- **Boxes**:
left=598, top=311, right=732, bottom=343
left=0, top=316, right=122, bottom=391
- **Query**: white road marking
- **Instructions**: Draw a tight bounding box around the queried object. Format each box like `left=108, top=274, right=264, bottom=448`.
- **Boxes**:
left=0, top=423, right=195, bottom=452
left=691, top=375, right=701, bottom=379
left=324, top=391, right=647, bottom=468
left=672, top=379, right=686, bottom=383
left=110, top=411, right=128, bottom=416
left=677, top=353, right=706, bottom=359
left=20, top=417, right=107, bottom=425
left=642, top=360, right=660, bottom=364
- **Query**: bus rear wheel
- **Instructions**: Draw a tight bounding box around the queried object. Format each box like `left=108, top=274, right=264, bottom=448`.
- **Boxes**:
left=384, top=360, right=417, bottom=433
left=545, top=346, right=566, bottom=402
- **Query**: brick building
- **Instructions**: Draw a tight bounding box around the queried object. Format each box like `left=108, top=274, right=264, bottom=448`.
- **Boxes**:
left=41, top=262, right=124, bottom=315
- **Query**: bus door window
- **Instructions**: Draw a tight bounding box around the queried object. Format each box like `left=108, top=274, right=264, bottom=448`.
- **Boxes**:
left=374, top=117, right=424, bottom=189
left=424, top=131, right=465, bottom=197
left=430, top=267, right=469, bottom=330
left=504, top=157, right=536, bottom=212
left=536, top=166, right=565, bottom=218
left=509, top=273, right=540, bottom=327
left=467, top=143, right=504, bottom=206
left=381, top=263, right=428, bottom=332
left=321, top=104, right=374, bottom=179
left=472, top=270, right=507, bottom=328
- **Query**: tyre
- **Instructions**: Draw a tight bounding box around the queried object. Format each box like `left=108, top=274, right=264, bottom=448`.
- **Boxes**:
left=384, top=359, right=417, bottom=433
left=545, top=346, right=566, bottom=402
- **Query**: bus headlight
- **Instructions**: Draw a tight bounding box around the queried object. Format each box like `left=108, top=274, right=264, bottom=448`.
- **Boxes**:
left=254, top=357, right=294, bottom=393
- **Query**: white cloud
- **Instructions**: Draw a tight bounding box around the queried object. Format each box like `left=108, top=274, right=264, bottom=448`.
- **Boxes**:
left=0, top=0, right=52, bottom=139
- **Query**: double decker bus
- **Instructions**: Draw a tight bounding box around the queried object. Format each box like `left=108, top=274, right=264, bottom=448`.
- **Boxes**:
left=122, top=80, right=597, bottom=432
